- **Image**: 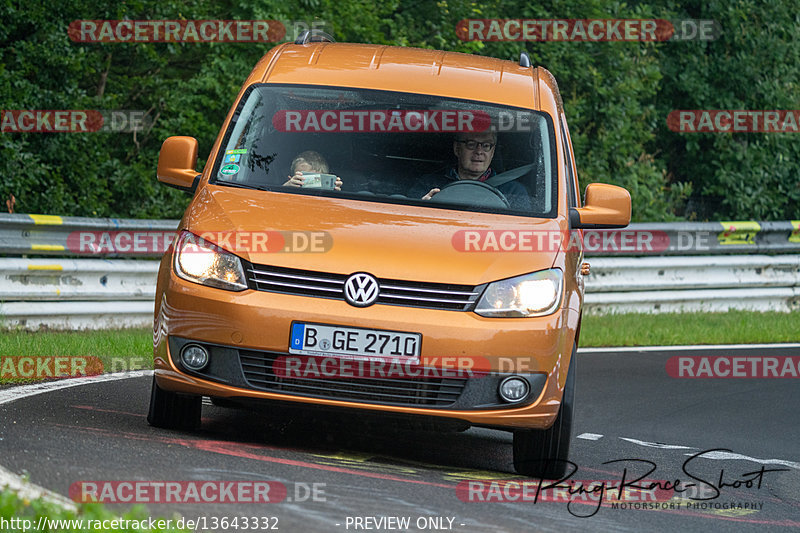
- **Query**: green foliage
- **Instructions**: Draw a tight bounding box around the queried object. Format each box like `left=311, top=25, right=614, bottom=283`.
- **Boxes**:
left=656, top=0, right=800, bottom=220
left=0, top=0, right=796, bottom=221
left=0, top=486, right=188, bottom=532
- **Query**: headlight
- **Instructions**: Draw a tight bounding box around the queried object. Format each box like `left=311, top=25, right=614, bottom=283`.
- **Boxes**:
left=475, top=269, right=563, bottom=317
left=173, top=231, right=247, bottom=291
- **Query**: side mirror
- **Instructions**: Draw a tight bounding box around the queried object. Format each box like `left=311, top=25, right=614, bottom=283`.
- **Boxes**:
left=157, top=136, right=201, bottom=193
left=569, top=183, right=631, bottom=229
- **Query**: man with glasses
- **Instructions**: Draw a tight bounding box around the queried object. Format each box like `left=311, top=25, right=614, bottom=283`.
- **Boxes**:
left=420, top=131, right=531, bottom=210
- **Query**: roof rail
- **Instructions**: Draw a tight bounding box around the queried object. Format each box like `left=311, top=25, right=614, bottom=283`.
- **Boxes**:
left=519, top=51, right=532, bottom=68
left=294, top=30, right=336, bottom=45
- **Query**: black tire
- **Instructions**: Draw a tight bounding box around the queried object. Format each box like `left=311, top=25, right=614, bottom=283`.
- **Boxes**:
left=147, top=376, right=202, bottom=430
left=513, top=345, right=576, bottom=479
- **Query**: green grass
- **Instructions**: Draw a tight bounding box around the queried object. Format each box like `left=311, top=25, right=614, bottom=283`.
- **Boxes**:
left=0, top=310, right=798, bottom=383
left=580, top=310, right=800, bottom=347
left=0, top=328, right=152, bottom=385
left=0, top=487, right=188, bottom=532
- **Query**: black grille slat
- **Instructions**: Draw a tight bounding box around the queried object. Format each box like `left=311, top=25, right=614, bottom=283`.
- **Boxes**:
left=259, top=376, right=465, bottom=395
left=379, top=283, right=477, bottom=296
left=240, top=360, right=466, bottom=392
left=238, top=351, right=467, bottom=407
left=246, top=264, right=482, bottom=311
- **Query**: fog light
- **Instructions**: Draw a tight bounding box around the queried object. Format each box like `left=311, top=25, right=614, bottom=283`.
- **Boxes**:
left=181, top=344, right=209, bottom=371
left=499, top=376, right=529, bottom=402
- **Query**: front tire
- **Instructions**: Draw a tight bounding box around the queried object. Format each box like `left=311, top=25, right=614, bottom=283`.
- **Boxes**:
left=147, top=376, right=201, bottom=430
left=513, top=344, right=576, bottom=479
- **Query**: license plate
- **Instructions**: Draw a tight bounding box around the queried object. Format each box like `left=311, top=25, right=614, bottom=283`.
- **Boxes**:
left=289, top=322, right=421, bottom=362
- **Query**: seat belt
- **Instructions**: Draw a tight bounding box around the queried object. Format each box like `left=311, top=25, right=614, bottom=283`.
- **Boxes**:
left=484, top=164, right=534, bottom=188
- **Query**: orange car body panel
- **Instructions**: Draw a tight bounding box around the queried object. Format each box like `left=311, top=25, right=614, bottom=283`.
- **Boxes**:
left=153, top=42, right=585, bottom=430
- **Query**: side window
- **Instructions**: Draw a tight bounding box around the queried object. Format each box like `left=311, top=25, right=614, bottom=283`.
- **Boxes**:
left=560, top=116, right=580, bottom=208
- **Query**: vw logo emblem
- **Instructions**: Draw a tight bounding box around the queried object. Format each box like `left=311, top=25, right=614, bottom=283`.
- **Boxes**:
left=343, top=273, right=380, bottom=307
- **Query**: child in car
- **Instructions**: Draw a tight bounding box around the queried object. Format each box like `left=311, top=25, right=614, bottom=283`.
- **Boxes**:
left=283, top=151, right=343, bottom=190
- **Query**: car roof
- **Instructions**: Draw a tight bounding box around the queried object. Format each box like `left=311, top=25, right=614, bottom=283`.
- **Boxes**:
left=247, top=42, right=551, bottom=111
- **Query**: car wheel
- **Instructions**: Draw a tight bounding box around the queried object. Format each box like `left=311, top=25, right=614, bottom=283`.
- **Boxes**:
left=147, top=376, right=201, bottom=430
left=513, top=344, right=576, bottom=479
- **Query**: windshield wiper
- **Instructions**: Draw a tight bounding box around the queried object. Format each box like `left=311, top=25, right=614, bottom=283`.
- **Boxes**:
left=214, top=180, right=270, bottom=191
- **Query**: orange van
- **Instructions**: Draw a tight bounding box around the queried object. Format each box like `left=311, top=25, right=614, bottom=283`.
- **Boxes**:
left=148, top=31, right=630, bottom=478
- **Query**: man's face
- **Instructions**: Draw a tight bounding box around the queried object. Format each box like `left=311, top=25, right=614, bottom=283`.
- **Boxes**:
left=453, top=132, right=496, bottom=180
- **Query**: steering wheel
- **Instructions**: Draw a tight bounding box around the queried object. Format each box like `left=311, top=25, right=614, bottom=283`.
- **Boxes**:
left=429, top=180, right=510, bottom=209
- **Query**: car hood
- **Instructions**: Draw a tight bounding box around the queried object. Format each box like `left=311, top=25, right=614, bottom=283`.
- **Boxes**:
left=183, top=185, right=564, bottom=286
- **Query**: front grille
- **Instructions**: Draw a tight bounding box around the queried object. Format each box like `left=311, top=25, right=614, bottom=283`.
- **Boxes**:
left=246, top=263, right=483, bottom=311
left=239, top=351, right=468, bottom=407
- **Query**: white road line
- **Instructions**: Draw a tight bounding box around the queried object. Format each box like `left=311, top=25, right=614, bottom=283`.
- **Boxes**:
left=579, top=343, right=800, bottom=353
left=0, top=370, right=152, bottom=406
left=682, top=450, right=800, bottom=471
left=0, top=464, right=76, bottom=510
left=620, top=437, right=699, bottom=450
left=0, top=370, right=151, bottom=510
left=577, top=433, right=604, bottom=440
left=619, top=437, right=800, bottom=471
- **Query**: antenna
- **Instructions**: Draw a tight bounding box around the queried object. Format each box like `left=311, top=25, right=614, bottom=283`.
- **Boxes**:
left=295, top=30, right=336, bottom=45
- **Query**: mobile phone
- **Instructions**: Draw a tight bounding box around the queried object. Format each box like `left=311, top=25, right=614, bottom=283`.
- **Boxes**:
left=300, top=172, right=337, bottom=189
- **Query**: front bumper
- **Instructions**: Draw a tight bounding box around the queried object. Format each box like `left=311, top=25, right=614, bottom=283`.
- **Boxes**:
left=154, top=271, right=578, bottom=430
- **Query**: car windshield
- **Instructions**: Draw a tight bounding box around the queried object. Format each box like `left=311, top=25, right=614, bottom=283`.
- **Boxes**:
left=211, top=84, right=558, bottom=217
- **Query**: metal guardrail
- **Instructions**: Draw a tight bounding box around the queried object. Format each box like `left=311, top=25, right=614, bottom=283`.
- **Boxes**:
left=0, top=300, right=155, bottom=330
left=1, top=214, right=799, bottom=329
left=585, top=255, right=800, bottom=314
left=1, top=254, right=798, bottom=330
left=0, top=258, right=157, bottom=301
left=0, top=258, right=158, bottom=330
left=1, top=213, right=799, bottom=256
left=589, top=220, right=800, bottom=255
left=0, top=213, right=177, bottom=257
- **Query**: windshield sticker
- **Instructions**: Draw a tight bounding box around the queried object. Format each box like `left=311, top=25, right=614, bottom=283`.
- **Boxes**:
left=224, top=148, right=247, bottom=164
left=220, top=163, right=240, bottom=175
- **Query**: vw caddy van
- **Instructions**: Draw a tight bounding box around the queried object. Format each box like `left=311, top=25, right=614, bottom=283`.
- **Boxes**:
left=148, top=31, right=630, bottom=478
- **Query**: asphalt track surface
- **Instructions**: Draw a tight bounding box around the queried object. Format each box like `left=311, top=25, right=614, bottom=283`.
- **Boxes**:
left=1, top=346, right=799, bottom=532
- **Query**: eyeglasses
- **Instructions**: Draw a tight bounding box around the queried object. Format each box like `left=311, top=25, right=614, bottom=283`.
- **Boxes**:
left=456, top=140, right=495, bottom=151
